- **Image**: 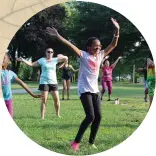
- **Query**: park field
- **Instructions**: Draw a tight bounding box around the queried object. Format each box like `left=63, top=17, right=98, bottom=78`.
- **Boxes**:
left=13, top=83, right=149, bottom=155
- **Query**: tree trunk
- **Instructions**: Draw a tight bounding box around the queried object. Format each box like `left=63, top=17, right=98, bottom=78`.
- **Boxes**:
left=133, top=64, right=135, bottom=84
left=31, top=68, right=40, bottom=81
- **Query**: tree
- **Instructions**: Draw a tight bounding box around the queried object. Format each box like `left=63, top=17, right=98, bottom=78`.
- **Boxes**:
left=7, top=4, right=69, bottom=76
left=7, top=1, right=152, bottom=82
left=64, top=1, right=151, bottom=81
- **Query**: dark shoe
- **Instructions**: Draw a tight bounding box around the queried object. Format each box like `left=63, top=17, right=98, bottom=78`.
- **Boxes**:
left=144, top=98, right=147, bottom=102
left=107, top=99, right=111, bottom=101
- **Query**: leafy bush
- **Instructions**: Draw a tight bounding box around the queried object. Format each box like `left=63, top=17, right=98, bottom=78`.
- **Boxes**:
left=18, top=63, right=33, bottom=81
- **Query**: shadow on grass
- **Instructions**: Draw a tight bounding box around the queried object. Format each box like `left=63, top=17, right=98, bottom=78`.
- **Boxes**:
left=121, top=108, right=148, bottom=113
left=102, top=123, right=138, bottom=128
left=38, top=123, right=80, bottom=129
left=14, top=115, right=39, bottom=120
left=16, top=120, right=139, bottom=130
left=60, top=98, right=80, bottom=101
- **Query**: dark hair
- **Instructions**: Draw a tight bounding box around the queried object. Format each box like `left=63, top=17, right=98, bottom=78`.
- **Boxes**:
left=45, top=47, right=54, bottom=52
left=103, top=59, right=109, bottom=65
left=85, top=37, right=99, bottom=51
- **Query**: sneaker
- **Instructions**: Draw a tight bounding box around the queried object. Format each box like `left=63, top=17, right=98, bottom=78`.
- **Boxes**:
left=57, top=115, right=61, bottom=118
left=89, top=143, right=98, bottom=149
left=107, top=99, right=111, bottom=101
left=101, top=97, right=103, bottom=101
left=71, top=141, right=79, bottom=151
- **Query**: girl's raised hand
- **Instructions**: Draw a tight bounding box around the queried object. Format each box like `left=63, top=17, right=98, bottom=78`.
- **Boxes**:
left=46, top=27, right=59, bottom=37
left=111, top=17, right=120, bottom=29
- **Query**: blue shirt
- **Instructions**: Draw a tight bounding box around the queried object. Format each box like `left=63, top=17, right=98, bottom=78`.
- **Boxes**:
left=37, top=58, right=58, bottom=84
left=1, top=70, right=17, bottom=100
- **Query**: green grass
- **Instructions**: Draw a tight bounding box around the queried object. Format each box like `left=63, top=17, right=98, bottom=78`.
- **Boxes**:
left=13, top=83, right=148, bottom=155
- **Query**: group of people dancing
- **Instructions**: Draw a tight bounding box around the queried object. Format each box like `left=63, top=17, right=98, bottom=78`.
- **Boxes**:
left=1, top=17, right=155, bottom=152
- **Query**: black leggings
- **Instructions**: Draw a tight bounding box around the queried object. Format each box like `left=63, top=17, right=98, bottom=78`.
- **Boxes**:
left=74, top=92, right=102, bottom=144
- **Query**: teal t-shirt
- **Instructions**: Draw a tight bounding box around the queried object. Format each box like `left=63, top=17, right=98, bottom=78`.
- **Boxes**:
left=1, top=70, right=17, bottom=100
left=37, top=58, right=58, bottom=84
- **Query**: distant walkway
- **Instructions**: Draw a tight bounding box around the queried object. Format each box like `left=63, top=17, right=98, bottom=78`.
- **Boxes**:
left=12, top=86, right=77, bottom=94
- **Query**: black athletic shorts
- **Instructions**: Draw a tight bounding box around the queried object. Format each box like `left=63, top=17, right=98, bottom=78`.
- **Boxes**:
left=38, top=84, right=58, bottom=92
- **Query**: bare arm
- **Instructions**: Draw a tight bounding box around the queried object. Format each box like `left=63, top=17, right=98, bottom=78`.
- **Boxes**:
left=57, top=54, right=68, bottom=63
left=147, top=58, right=154, bottom=67
left=136, top=68, right=144, bottom=72
left=69, top=65, right=79, bottom=72
left=46, top=27, right=81, bottom=57
left=15, top=77, right=42, bottom=98
left=104, top=18, right=120, bottom=57
left=111, top=56, right=122, bottom=68
left=17, top=57, right=40, bottom=67
left=58, top=62, right=65, bottom=69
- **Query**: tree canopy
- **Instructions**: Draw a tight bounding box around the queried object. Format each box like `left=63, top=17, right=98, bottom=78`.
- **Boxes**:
left=7, top=1, right=152, bottom=81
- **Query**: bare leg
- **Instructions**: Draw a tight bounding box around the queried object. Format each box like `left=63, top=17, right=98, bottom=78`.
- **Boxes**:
left=40, top=91, right=49, bottom=119
left=50, top=91, right=61, bottom=117
left=67, top=79, right=71, bottom=100
left=62, top=79, right=67, bottom=100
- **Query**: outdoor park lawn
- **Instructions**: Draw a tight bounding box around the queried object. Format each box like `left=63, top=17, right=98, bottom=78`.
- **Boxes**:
left=13, top=83, right=149, bottom=155
left=11, top=81, right=78, bottom=89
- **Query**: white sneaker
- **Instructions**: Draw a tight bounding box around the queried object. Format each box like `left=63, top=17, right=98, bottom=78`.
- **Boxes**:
left=89, top=143, right=98, bottom=149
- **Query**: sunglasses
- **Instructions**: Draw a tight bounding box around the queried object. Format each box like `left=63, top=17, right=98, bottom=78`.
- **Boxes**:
left=47, top=51, right=54, bottom=54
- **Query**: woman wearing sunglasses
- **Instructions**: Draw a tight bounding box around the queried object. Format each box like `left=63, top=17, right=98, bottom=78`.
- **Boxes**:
left=17, top=47, right=68, bottom=119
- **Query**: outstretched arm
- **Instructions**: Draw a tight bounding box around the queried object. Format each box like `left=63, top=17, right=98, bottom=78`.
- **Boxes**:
left=104, top=18, right=120, bottom=57
left=69, top=65, right=79, bottom=72
left=111, top=56, right=122, bottom=68
left=17, top=57, right=39, bottom=67
left=46, top=27, right=81, bottom=57
left=15, top=77, right=42, bottom=98
left=136, top=68, right=144, bottom=72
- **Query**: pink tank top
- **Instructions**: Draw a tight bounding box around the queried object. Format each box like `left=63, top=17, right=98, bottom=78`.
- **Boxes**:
left=102, top=66, right=113, bottom=81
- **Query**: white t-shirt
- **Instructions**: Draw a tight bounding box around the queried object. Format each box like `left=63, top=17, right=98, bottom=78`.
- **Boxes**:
left=37, top=57, right=58, bottom=84
left=78, top=50, right=105, bottom=95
